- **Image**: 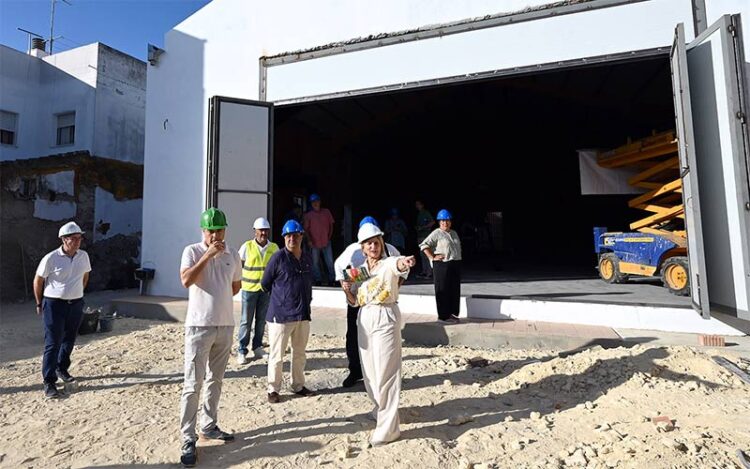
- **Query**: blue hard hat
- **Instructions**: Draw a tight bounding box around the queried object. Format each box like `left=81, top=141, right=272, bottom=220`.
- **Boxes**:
left=281, top=219, right=304, bottom=236
left=309, top=193, right=321, bottom=202
left=436, top=209, right=453, bottom=221
left=390, top=208, right=399, bottom=216
left=359, top=216, right=379, bottom=228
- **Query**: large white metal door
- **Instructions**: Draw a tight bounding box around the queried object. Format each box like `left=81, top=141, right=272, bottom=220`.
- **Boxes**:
left=207, top=96, right=273, bottom=252
left=670, top=23, right=712, bottom=318
left=671, top=15, right=750, bottom=321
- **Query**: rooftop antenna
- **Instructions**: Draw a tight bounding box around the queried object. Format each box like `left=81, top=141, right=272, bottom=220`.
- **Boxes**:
left=17, top=27, right=44, bottom=53
left=49, top=0, right=72, bottom=54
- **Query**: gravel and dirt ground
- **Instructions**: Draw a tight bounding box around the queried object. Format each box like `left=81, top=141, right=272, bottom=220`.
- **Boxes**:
left=1, top=316, right=749, bottom=468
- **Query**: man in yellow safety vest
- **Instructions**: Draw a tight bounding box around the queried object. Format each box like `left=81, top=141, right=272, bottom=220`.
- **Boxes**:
left=236, top=217, right=279, bottom=364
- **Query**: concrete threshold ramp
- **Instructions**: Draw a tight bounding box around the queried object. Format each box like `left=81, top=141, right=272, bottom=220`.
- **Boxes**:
left=309, top=290, right=746, bottom=336
left=112, top=296, right=626, bottom=351
left=114, top=290, right=745, bottom=337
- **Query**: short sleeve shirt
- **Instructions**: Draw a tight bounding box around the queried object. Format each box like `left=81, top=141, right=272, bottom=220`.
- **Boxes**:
left=36, top=247, right=92, bottom=299
left=356, top=256, right=407, bottom=307
left=419, top=229, right=462, bottom=262
left=304, top=208, right=335, bottom=248
left=181, top=242, right=242, bottom=327
left=261, top=249, right=314, bottom=323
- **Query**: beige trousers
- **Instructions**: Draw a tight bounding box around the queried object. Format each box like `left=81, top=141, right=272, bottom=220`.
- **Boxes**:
left=358, top=303, right=402, bottom=445
left=267, top=320, right=310, bottom=393
left=180, top=326, right=233, bottom=442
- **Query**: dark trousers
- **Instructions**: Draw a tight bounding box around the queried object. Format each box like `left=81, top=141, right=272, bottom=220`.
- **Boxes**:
left=433, top=260, right=461, bottom=320
left=238, top=290, right=269, bottom=354
left=42, top=297, right=84, bottom=384
left=345, top=304, right=362, bottom=377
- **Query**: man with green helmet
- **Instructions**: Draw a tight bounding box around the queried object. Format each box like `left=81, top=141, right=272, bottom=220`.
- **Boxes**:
left=178, top=207, right=242, bottom=467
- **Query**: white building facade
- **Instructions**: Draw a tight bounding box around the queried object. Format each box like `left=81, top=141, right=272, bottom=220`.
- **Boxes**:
left=142, top=0, right=750, bottom=327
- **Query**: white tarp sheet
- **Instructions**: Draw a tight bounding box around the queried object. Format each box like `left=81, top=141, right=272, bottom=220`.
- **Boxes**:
left=578, top=150, right=644, bottom=195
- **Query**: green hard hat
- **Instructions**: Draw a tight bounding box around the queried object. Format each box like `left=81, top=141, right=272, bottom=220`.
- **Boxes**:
left=200, top=207, right=228, bottom=230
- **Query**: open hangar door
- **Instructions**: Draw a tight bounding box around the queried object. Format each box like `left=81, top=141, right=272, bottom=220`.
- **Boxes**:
left=671, top=15, right=750, bottom=322
left=271, top=53, right=683, bottom=295
left=270, top=15, right=750, bottom=321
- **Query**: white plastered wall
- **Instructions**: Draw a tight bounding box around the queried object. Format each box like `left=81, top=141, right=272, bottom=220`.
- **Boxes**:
left=0, top=42, right=146, bottom=163
left=0, top=44, right=97, bottom=161
left=143, top=0, right=749, bottom=298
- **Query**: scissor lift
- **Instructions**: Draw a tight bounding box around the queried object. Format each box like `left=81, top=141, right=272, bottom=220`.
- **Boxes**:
left=593, top=131, right=690, bottom=295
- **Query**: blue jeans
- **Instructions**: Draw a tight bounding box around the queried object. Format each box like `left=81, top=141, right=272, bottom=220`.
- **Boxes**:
left=238, top=290, right=269, bottom=354
left=311, top=243, right=335, bottom=283
left=42, top=297, right=84, bottom=384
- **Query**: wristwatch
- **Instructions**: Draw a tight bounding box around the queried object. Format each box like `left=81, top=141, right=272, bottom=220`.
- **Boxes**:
left=36, top=303, right=42, bottom=308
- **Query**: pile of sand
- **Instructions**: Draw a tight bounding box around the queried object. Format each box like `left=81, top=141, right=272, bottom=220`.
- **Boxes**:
left=0, top=317, right=748, bottom=468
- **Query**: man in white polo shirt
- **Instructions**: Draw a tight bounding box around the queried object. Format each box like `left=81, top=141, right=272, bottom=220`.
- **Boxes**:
left=33, top=221, right=92, bottom=399
left=178, top=208, right=242, bottom=467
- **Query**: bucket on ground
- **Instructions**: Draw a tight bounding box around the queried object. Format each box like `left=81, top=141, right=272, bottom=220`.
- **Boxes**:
left=78, top=308, right=100, bottom=335
left=99, top=315, right=115, bottom=333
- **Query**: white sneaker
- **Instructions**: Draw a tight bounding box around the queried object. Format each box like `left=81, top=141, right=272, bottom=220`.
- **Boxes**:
left=236, top=353, right=248, bottom=365
left=253, top=347, right=268, bottom=359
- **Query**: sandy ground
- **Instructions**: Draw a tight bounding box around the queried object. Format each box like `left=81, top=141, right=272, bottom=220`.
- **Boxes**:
left=1, top=316, right=749, bottom=469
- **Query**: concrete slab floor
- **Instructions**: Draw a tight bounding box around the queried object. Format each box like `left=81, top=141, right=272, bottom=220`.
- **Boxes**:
left=314, top=275, right=692, bottom=308
left=108, top=294, right=748, bottom=356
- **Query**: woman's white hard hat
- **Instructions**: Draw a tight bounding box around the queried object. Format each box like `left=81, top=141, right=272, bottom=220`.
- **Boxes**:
left=357, top=223, right=384, bottom=243
left=58, top=221, right=84, bottom=238
left=253, top=217, right=271, bottom=229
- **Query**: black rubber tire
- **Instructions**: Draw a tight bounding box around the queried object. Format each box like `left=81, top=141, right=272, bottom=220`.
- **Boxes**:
left=598, top=253, right=627, bottom=284
left=661, top=256, right=691, bottom=296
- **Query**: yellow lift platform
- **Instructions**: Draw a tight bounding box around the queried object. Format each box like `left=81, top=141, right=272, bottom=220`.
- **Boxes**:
left=593, top=131, right=690, bottom=295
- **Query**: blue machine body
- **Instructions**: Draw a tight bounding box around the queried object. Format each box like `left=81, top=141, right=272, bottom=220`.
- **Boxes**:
left=593, top=226, right=680, bottom=271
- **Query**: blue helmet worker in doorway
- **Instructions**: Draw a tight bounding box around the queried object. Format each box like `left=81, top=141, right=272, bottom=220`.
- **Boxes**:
left=420, top=209, right=463, bottom=323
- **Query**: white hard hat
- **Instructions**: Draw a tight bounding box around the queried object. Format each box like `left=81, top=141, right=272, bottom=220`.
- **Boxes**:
left=253, top=217, right=271, bottom=230
left=357, top=223, right=384, bottom=243
left=58, top=221, right=84, bottom=238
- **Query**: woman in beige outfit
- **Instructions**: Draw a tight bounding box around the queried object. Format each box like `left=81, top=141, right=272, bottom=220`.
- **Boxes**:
left=341, top=222, right=415, bottom=446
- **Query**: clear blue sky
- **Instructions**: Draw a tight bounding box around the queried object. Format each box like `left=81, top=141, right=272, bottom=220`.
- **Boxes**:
left=0, top=0, right=211, bottom=61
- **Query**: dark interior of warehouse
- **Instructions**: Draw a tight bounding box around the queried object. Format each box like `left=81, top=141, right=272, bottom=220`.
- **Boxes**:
left=272, top=55, right=677, bottom=279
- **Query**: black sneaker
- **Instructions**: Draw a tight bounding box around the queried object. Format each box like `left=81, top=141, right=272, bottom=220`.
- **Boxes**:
left=342, top=373, right=363, bottom=388
left=44, top=383, right=61, bottom=399
left=56, top=370, right=76, bottom=383
left=200, top=426, right=235, bottom=442
left=180, top=440, right=197, bottom=467
left=294, top=386, right=316, bottom=397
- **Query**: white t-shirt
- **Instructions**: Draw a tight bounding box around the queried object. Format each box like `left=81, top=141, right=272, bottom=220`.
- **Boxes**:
left=355, top=256, right=408, bottom=306
left=334, top=242, right=402, bottom=281
left=36, top=247, right=92, bottom=300
left=238, top=239, right=271, bottom=260
left=181, top=242, right=242, bottom=327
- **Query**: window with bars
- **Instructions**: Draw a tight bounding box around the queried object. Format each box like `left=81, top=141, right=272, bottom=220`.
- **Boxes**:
left=1, top=110, right=18, bottom=146
left=56, top=112, right=75, bottom=146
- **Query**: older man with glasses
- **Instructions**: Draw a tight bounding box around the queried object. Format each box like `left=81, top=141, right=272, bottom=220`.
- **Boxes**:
left=33, top=221, right=92, bottom=399
left=261, top=219, right=316, bottom=404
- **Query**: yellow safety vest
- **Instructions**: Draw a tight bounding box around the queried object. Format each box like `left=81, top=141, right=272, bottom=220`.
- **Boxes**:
left=241, top=240, right=279, bottom=292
